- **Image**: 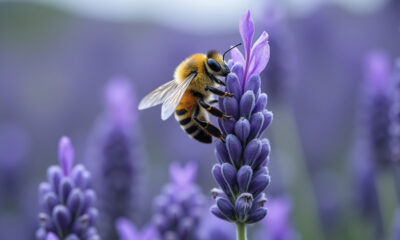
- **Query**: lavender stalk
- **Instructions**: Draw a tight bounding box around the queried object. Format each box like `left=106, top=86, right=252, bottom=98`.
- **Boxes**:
left=86, top=77, right=143, bottom=239
left=152, top=162, right=205, bottom=240
left=36, top=137, right=100, bottom=240
left=211, top=10, right=272, bottom=240
left=390, top=59, right=400, bottom=198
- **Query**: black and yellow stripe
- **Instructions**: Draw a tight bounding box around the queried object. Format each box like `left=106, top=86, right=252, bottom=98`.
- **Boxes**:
left=174, top=109, right=212, bottom=144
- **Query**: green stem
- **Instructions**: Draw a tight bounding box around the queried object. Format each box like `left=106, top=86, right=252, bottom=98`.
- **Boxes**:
left=235, top=222, right=247, bottom=240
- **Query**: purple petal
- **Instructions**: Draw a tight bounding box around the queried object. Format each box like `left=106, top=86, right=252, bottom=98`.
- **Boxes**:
left=231, top=63, right=244, bottom=87
left=235, top=193, right=253, bottom=221
left=365, top=50, right=391, bottom=91
left=252, top=139, right=271, bottom=169
left=216, top=196, right=236, bottom=221
left=58, top=136, right=74, bottom=176
left=253, top=93, right=268, bottom=113
left=221, top=118, right=235, bottom=134
left=226, top=73, right=242, bottom=102
left=244, top=75, right=261, bottom=95
left=67, top=189, right=84, bottom=217
left=247, top=31, right=270, bottom=78
left=240, top=91, right=255, bottom=118
left=47, top=166, right=62, bottom=194
left=227, top=59, right=234, bottom=69
left=88, top=207, right=99, bottom=225
left=212, top=164, right=229, bottom=193
left=259, top=110, right=273, bottom=135
left=52, top=205, right=71, bottom=235
left=223, top=96, right=239, bottom=119
left=58, top=177, right=74, bottom=204
left=71, top=164, right=87, bottom=189
left=36, top=228, right=47, bottom=240
left=46, top=233, right=59, bottom=240
left=230, top=47, right=245, bottom=66
left=105, top=76, right=134, bottom=128
left=210, top=205, right=230, bottom=221
left=249, top=174, right=270, bottom=196
left=42, top=192, right=58, bottom=213
left=243, top=139, right=262, bottom=165
left=234, top=118, right=251, bottom=143
left=225, top=134, right=242, bottom=168
left=249, top=112, right=264, bottom=139
left=170, top=161, right=197, bottom=187
left=82, top=189, right=96, bottom=212
left=215, top=141, right=229, bottom=164
left=237, top=166, right=253, bottom=193
left=38, top=182, right=52, bottom=198
left=253, top=166, right=269, bottom=179
left=116, top=218, right=138, bottom=240
left=221, top=163, right=237, bottom=191
left=239, top=10, right=254, bottom=60
left=246, top=207, right=267, bottom=224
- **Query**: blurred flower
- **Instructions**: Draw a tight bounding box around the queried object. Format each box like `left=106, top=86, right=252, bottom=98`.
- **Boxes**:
left=364, top=51, right=392, bottom=168
left=350, top=51, right=391, bottom=240
left=199, top=210, right=235, bottom=240
left=36, top=137, right=100, bottom=240
left=352, top=112, right=385, bottom=240
left=254, top=197, right=300, bottom=240
left=86, top=77, right=143, bottom=240
left=152, top=162, right=205, bottom=240
left=390, top=59, right=400, bottom=163
left=211, top=10, right=272, bottom=226
left=116, top=218, right=156, bottom=240
left=46, top=232, right=59, bottom=240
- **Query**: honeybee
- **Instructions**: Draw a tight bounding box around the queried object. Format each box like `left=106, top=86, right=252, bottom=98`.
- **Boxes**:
left=138, top=44, right=241, bottom=143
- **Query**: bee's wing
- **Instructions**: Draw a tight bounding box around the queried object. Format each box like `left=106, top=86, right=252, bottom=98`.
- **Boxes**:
left=161, top=73, right=196, bottom=120
left=138, top=80, right=178, bottom=110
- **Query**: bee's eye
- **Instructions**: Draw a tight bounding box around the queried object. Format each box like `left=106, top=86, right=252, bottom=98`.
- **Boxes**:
left=207, top=58, right=221, bottom=72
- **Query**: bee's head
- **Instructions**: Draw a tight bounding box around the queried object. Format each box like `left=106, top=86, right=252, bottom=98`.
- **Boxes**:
left=206, top=50, right=230, bottom=77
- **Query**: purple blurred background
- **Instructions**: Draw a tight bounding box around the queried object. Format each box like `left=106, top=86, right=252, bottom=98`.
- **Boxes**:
left=0, top=0, right=400, bottom=239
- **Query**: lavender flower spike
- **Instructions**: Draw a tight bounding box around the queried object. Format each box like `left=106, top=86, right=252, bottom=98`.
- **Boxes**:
left=116, top=218, right=156, bottom=240
left=390, top=58, right=400, bottom=164
left=211, top=10, right=272, bottom=240
left=86, top=77, right=143, bottom=240
left=152, top=162, right=205, bottom=240
left=364, top=51, right=392, bottom=168
left=36, top=136, right=100, bottom=240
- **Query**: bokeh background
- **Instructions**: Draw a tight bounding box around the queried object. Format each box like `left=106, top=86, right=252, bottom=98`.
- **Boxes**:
left=1, top=0, right=400, bottom=239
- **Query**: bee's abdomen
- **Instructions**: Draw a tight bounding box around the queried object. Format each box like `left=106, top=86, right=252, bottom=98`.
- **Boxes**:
left=174, top=109, right=212, bottom=144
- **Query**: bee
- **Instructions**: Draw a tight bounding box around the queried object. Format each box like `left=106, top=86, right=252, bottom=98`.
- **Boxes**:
left=138, top=44, right=241, bottom=143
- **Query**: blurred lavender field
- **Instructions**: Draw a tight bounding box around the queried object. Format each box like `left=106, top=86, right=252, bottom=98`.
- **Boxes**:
left=0, top=0, right=400, bottom=239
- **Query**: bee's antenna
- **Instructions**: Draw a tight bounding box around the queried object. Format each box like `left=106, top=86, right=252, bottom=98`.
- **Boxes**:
left=223, top=43, right=242, bottom=61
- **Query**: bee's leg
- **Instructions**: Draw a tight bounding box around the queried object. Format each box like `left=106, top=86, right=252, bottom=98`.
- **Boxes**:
left=208, top=99, right=218, bottom=105
left=193, top=106, right=225, bottom=142
left=210, top=75, right=226, bottom=86
left=198, top=99, right=232, bottom=119
left=205, top=86, right=234, bottom=97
